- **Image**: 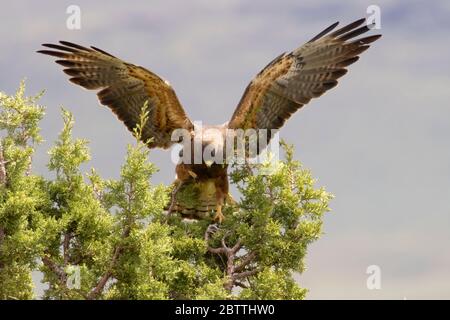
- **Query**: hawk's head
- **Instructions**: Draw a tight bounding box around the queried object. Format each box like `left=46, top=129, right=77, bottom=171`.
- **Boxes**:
left=177, top=124, right=228, bottom=167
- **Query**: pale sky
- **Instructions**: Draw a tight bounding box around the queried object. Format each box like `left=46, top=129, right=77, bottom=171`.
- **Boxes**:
left=1, top=0, right=449, bottom=299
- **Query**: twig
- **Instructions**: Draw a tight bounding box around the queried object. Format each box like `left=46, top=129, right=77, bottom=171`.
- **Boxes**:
left=63, top=232, right=72, bottom=266
left=87, top=226, right=131, bottom=300
left=221, top=231, right=231, bottom=251
left=90, top=270, right=112, bottom=297
left=233, top=268, right=259, bottom=280
left=235, top=251, right=257, bottom=273
left=42, top=254, right=89, bottom=299
left=231, top=239, right=242, bottom=254
left=42, top=255, right=67, bottom=284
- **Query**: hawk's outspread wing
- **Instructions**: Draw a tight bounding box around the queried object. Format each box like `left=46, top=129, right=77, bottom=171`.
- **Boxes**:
left=228, top=18, right=381, bottom=132
left=38, top=41, right=193, bottom=148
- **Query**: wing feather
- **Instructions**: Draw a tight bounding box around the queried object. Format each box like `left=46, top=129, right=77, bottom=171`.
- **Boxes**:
left=228, top=18, right=381, bottom=135
left=38, top=41, right=193, bottom=148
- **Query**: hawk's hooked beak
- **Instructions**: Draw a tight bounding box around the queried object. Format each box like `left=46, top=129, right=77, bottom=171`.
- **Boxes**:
left=205, top=160, right=214, bottom=167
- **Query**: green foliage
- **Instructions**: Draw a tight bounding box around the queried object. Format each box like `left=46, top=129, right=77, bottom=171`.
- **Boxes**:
left=0, top=82, right=332, bottom=300
left=229, top=141, right=333, bottom=274
left=240, top=268, right=307, bottom=300
left=0, top=81, right=46, bottom=299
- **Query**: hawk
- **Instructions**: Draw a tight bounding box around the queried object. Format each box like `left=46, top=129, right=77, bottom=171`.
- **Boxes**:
left=38, top=18, right=381, bottom=223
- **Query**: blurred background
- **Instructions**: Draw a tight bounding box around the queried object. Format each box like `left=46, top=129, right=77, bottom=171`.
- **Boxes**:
left=0, top=0, right=449, bottom=299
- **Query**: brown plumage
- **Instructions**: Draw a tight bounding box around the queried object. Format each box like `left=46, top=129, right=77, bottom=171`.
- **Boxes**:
left=228, top=18, right=381, bottom=133
left=38, top=18, right=381, bottom=222
left=38, top=41, right=193, bottom=148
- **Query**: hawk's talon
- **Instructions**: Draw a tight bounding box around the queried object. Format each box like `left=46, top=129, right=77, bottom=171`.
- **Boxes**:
left=213, top=204, right=224, bottom=223
left=188, top=170, right=198, bottom=179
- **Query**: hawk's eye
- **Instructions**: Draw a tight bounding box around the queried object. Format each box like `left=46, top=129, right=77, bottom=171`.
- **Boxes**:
left=211, top=149, right=215, bottom=157
left=179, top=149, right=183, bottom=158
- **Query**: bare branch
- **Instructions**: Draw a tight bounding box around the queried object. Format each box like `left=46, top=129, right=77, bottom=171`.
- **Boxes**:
left=87, top=226, right=130, bottom=300
left=42, top=255, right=67, bottom=284
left=231, top=239, right=242, bottom=254
left=63, top=232, right=72, bottom=266
left=235, top=251, right=257, bottom=273
left=234, top=268, right=260, bottom=280
left=207, top=246, right=226, bottom=255
left=87, top=270, right=112, bottom=299
left=204, top=224, right=259, bottom=292
left=221, top=231, right=231, bottom=252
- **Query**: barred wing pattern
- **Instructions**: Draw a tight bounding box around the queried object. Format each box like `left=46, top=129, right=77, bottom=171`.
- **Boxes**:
left=228, top=18, right=381, bottom=134
left=38, top=41, right=193, bottom=148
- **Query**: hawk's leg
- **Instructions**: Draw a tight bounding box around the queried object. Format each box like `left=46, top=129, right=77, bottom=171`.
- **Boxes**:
left=213, top=202, right=224, bottom=223
left=213, top=174, right=228, bottom=223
